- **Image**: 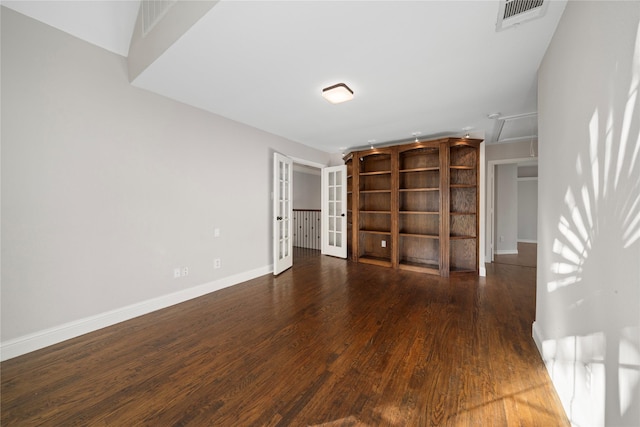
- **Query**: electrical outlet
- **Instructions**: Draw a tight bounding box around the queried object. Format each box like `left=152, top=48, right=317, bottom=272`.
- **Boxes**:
left=173, top=268, right=181, bottom=279
left=214, top=258, right=221, bottom=269
left=381, top=240, right=387, bottom=248
left=182, top=266, right=189, bottom=277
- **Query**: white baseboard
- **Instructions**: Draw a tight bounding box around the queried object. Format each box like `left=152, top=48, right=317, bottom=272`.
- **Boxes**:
left=518, top=239, right=538, bottom=244
left=479, top=266, right=486, bottom=276
left=532, top=321, right=544, bottom=357
left=494, top=249, right=519, bottom=255
left=0, top=265, right=273, bottom=361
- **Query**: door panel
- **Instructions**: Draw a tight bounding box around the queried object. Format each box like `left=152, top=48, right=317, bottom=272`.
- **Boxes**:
left=273, top=153, right=293, bottom=275
left=322, top=165, right=347, bottom=258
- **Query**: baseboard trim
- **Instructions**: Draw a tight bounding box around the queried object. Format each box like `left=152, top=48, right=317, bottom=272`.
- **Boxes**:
left=532, top=321, right=544, bottom=356
left=495, top=249, right=519, bottom=255
left=0, top=265, right=273, bottom=361
left=479, top=266, right=486, bottom=277
left=518, top=239, right=538, bottom=244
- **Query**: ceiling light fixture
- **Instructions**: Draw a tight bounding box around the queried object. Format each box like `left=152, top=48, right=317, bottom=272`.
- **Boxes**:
left=488, top=112, right=501, bottom=120
left=462, top=127, right=472, bottom=138
left=412, top=132, right=422, bottom=143
left=322, top=83, right=354, bottom=104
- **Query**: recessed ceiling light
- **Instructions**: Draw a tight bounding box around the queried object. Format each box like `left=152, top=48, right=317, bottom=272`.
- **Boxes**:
left=488, top=113, right=501, bottom=119
left=322, top=83, right=354, bottom=104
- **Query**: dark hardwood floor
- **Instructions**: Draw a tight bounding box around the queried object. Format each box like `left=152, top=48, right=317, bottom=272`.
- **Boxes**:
left=493, top=242, right=537, bottom=268
left=1, top=248, right=568, bottom=426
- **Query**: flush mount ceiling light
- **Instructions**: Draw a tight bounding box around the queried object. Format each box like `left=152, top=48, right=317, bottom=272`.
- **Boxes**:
left=322, top=83, right=354, bottom=104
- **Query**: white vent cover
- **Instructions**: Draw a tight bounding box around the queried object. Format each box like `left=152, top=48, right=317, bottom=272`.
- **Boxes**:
left=142, top=0, right=176, bottom=36
left=496, top=0, right=549, bottom=31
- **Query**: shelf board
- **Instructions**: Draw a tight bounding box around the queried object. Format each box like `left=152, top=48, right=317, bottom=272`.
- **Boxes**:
left=450, top=166, right=475, bottom=170
left=399, top=233, right=439, bottom=239
left=399, top=188, right=439, bottom=192
left=450, top=235, right=476, bottom=240
left=399, top=261, right=440, bottom=274
left=450, top=211, right=476, bottom=215
left=399, top=167, right=439, bottom=173
left=360, top=189, right=391, bottom=193
left=359, top=229, right=391, bottom=235
left=400, top=211, right=439, bottom=215
left=450, top=184, right=476, bottom=188
left=360, top=210, right=391, bottom=214
left=359, top=256, right=392, bottom=267
left=360, top=171, right=391, bottom=176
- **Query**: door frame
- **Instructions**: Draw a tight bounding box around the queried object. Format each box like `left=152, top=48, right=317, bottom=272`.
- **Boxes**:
left=279, top=155, right=328, bottom=265
left=486, top=156, right=538, bottom=265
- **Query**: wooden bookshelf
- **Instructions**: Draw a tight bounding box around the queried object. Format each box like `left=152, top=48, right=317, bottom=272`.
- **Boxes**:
left=345, top=137, right=481, bottom=276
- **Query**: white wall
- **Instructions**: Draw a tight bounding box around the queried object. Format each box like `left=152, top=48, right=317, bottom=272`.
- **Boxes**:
left=0, top=8, right=331, bottom=358
left=293, top=169, right=321, bottom=210
left=517, top=179, right=537, bottom=243
left=536, top=2, right=640, bottom=426
left=495, top=164, right=518, bottom=254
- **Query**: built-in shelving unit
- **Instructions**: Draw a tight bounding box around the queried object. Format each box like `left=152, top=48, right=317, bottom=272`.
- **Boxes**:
left=448, top=143, right=479, bottom=273
left=356, top=149, right=394, bottom=267
left=398, top=145, right=441, bottom=274
left=345, top=137, right=481, bottom=277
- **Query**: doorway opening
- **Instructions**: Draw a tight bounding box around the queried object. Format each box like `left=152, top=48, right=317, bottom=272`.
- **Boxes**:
left=292, top=162, right=322, bottom=258
left=273, top=153, right=348, bottom=276
left=488, top=159, right=538, bottom=268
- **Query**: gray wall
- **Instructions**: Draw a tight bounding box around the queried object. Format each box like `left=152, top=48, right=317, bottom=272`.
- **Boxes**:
left=517, top=179, right=537, bottom=243
left=494, top=164, right=518, bottom=254
left=485, top=139, right=537, bottom=162
left=1, top=8, right=331, bottom=350
left=536, top=1, right=640, bottom=425
left=293, top=169, right=321, bottom=210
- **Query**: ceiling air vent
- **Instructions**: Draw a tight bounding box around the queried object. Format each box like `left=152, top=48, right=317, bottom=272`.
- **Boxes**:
left=496, top=0, right=549, bottom=31
left=142, top=0, right=177, bottom=36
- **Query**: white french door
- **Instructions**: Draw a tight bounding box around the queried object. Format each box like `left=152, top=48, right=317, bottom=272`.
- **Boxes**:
left=322, top=165, right=347, bottom=258
left=273, top=153, right=293, bottom=275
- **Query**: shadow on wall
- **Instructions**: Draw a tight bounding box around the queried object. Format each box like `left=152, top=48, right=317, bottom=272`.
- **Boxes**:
left=539, top=20, right=640, bottom=426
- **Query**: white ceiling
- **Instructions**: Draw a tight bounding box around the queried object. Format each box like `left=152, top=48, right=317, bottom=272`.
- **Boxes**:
left=2, top=0, right=140, bottom=57
left=2, top=0, right=566, bottom=154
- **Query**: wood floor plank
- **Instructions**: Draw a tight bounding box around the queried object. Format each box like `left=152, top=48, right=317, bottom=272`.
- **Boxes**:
left=1, top=248, right=568, bottom=426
